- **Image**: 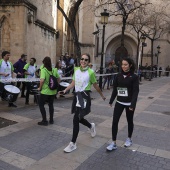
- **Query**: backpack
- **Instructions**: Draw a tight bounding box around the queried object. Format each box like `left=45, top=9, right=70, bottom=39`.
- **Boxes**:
left=46, top=69, right=58, bottom=90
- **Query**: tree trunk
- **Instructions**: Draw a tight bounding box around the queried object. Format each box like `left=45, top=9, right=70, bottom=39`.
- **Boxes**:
left=70, top=24, right=81, bottom=64
left=121, top=17, right=126, bottom=47
left=151, top=39, right=154, bottom=68
left=136, top=34, right=140, bottom=66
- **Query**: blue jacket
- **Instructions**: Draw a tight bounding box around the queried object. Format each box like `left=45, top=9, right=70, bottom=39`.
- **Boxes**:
left=13, top=59, right=27, bottom=77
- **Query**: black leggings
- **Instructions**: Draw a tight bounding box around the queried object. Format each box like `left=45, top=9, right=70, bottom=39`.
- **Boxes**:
left=112, top=102, right=135, bottom=141
left=71, top=108, right=91, bottom=143
left=38, top=94, right=55, bottom=122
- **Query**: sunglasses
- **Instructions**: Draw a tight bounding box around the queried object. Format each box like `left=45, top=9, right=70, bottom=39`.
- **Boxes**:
left=81, top=58, right=88, bottom=62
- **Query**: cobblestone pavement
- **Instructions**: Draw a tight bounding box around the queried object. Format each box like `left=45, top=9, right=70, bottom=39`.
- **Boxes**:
left=0, top=77, right=170, bottom=170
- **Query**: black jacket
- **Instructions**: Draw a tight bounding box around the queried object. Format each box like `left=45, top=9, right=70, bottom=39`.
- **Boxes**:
left=109, top=72, right=139, bottom=109
left=71, top=91, right=91, bottom=119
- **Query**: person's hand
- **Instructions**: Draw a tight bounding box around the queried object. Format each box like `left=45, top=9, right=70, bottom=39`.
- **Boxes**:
left=17, top=72, right=21, bottom=75
left=102, top=96, right=106, bottom=101
left=109, top=104, right=112, bottom=107
left=58, top=90, right=65, bottom=95
left=4, top=73, right=9, bottom=77
left=129, top=107, right=134, bottom=111
left=37, top=87, right=41, bottom=91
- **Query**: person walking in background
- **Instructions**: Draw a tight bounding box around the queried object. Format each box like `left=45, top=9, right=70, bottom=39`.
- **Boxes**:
left=37, top=56, right=60, bottom=126
left=24, top=57, right=37, bottom=105
left=55, top=61, right=63, bottom=78
left=165, top=65, right=170, bottom=77
left=61, top=53, right=106, bottom=153
left=55, top=61, right=64, bottom=98
left=106, top=58, right=139, bottom=151
left=88, top=63, right=93, bottom=70
left=110, top=60, right=118, bottom=86
left=159, top=66, right=162, bottom=77
left=137, top=65, right=142, bottom=82
left=13, top=54, right=27, bottom=97
left=102, top=62, right=114, bottom=90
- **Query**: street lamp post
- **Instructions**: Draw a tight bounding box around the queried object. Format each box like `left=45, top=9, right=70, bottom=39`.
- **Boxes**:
left=140, top=35, right=146, bottom=67
left=99, top=9, right=109, bottom=90
left=156, top=45, right=161, bottom=66
left=156, top=45, right=161, bottom=76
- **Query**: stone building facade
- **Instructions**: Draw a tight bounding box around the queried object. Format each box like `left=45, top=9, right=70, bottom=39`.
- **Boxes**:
left=0, top=0, right=58, bottom=66
left=0, top=0, right=169, bottom=70
left=74, top=0, right=170, bottom=70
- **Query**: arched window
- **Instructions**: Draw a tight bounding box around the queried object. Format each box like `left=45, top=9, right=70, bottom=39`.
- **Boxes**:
left=0, top=16, right=6, bottom=48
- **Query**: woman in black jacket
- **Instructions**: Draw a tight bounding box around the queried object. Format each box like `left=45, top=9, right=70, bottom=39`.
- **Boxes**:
left=107, top=58, right=139, bottom=151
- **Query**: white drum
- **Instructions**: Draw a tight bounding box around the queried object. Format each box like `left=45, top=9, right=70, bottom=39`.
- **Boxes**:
left=2, top=85, right=20, bottom=102
left=59, top=82, right=70, bottom=88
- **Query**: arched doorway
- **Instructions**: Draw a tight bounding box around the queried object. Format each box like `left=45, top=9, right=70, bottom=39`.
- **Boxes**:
left=105, top=34, right=137, bottom=67
left=115, top=46, right=128, bottom=66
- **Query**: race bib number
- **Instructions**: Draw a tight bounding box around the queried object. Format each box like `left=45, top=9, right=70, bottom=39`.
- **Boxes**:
left=117, top=87, right=128, bottom=97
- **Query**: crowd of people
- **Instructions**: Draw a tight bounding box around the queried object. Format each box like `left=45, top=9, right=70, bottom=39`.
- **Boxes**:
left=138, top=63, right=170, bottom=82
left=0, top=51, right=77, bottom=107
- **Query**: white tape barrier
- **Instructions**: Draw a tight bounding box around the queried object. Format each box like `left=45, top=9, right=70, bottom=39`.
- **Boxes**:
left=0, top=71, right=169, bottom=83
left=141, top=70, right=170, bottom=73
left=0, top=73, right=117, bottom=83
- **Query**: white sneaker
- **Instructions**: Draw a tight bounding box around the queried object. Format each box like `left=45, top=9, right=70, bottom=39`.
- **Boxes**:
left=124, top=138, right=132, bottom=147
left=90, top=123, right=96, bottom=137
left=64, top=142, right=77, bottom=153
left=106, top=142, right=117, bottom=151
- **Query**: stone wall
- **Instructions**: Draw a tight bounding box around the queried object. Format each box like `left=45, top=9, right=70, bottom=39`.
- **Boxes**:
left=0, top=0, right=58, bottom=67
left=0, top=6, right=26, bottom=63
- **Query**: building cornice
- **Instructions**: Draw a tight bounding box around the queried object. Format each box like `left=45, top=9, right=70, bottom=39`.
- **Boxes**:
left=35, top=19, right=58, bottom=35
left=0, top=0, right=37, bottom=11
left=79, top=43, right=95, bottom=47
left=0, top=0, right=59, bottom=36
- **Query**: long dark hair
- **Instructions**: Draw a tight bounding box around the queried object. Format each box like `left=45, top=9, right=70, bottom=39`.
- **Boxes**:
left=43, top=56, right=52, bottom=71
left=122, top=58, right=136, bottom=73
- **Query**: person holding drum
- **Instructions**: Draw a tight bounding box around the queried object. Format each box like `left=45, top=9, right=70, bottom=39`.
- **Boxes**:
left=24, top=57, right=37, bottom=105
left=0, top=51, right=18, bottom=107
left=61, top=53, right=106, bottom=153
left=13, top=54, right=27, bottom=98
left=37, top=56, right=60, bottom=126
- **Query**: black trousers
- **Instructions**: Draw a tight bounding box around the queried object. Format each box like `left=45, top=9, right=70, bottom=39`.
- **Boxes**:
left=112, top=102, right=135, bottom=141
left=17, top=81, right=25, bottom=96
left=26, top=82, right=31, bottom=103
left=38, top=94, right=55, bottom=122
left=71, top=108, right=91, bottom=143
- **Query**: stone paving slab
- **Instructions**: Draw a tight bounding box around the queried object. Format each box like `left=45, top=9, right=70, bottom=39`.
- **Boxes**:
left=76, top=145, right=170, bottom=170
left=0, top=77, right=169, bottom=169
left=118, top=125, right=170, bottom=152
left=145, top=105, right=170, bottom=113
left=26, top=153, right=80, bottom=170
left=53, top=143, right=98, bottom=164
left=152, top=99, right=170, bottom=106
left=0, top=160, right=22, bottom=170
left=0, top=126, right=71, bottom=160
left=0, top=151, right=36, bottom=169
left=134, top=112, right=170, bottom=127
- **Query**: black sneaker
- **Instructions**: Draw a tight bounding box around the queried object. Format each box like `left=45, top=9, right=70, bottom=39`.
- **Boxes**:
left=8, top=103, right=17, bottom=108
left=21, top=95, right=26, bottom=98
left=49, top=120, right=54, bottom=124
left=38, top=121, right=48, bottom=126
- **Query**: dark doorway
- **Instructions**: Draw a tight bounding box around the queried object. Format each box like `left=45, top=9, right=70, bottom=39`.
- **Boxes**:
left=115, top=46, right=128, bottom=66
